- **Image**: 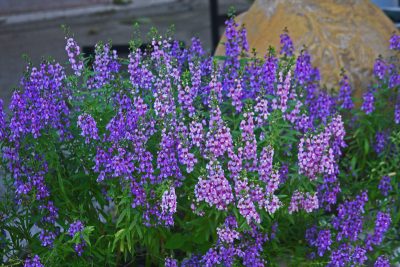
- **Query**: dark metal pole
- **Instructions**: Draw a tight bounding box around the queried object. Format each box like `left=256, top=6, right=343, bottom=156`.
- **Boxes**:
left=209, top=0, right=219, bottom=53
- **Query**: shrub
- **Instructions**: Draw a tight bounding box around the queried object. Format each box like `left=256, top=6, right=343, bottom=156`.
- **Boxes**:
left=0, top=19, right=399, bottom=266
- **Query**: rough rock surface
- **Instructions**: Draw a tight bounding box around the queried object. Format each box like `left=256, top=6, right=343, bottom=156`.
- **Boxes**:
left=215, top=0, right=398, bottom=96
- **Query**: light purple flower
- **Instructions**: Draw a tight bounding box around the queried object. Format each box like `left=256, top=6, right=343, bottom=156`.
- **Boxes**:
left=65, top=37, right=83, bottom=76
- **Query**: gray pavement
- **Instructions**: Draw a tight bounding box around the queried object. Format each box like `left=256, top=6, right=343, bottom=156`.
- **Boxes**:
left=0, top=0, right=112, bottom=15
left=0, top=0, right=251, bottom=107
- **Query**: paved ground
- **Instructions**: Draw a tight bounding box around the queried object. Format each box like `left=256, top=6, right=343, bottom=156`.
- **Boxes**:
left=0, top=0, right=251, bottom=107
left=0, top=0, right=112, bottom=15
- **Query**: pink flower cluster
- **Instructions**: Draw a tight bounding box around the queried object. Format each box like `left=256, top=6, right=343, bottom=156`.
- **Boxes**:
left=161, top=187, right=177, bottom=226
left=205, top=104, right=234, bottom=159
left=195, top=161, right=234, bottom=210
left=298, top=115, right=345, bottom=181
left=288, top=190, right=319, bottom=214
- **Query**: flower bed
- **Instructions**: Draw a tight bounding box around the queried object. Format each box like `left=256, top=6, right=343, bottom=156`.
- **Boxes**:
left=0, top=19, right=399, bottom=266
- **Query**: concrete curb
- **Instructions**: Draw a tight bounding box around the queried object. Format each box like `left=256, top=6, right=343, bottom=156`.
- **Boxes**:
left=0, top=0, right=176, bottom=25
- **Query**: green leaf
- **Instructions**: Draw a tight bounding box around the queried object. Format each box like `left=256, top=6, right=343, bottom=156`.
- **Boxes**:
left=82, top=234, right=92, bottom=247
left=115, top=228, right=126, bottom=240
left=364, top=139, right=370, bottom=155
left=165, top=233, right=186, bottom=249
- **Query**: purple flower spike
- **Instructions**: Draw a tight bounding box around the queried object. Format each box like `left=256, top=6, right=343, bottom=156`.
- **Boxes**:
left=375, top=256, right=390, bottom=267
left=77, top=114, right=99, bottom=144
left=390, top=33, right=400, bottom=50
left=361, top=90, right=375, bottom=114
left=378, top=176, right=392, bottom=196
left=24, top=255, right=44, bottom=267
left=338, top=74, right=354, bottom=109
left=280, top=29, right=294, bottom=57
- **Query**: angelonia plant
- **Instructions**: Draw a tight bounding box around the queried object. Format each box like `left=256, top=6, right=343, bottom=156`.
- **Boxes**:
left=0, top=18, right=399, bottom=267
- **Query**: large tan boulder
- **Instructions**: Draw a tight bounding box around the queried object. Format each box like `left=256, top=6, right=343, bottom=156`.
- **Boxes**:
left=215, top=0, right=398, bottom=96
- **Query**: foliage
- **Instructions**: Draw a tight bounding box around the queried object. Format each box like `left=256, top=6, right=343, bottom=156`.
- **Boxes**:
left=0, top=19, right=399, bottom=267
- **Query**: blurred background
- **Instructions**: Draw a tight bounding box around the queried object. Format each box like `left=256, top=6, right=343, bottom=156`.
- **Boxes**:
left=0, top=0, right=399, bottom=107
